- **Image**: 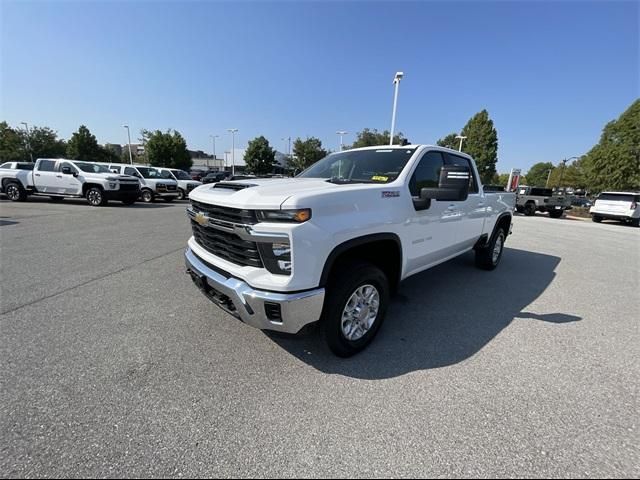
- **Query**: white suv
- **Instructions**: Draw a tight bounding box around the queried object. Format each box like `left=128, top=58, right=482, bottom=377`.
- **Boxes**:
left=590, top=192, right=640, bottom=227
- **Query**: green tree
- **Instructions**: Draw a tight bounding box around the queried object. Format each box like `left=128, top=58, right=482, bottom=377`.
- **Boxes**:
left=29, top=126, right=67, bottom=159
left=66, top=125, right=104, bottom=161
left=349, top=128, right=409, bottom=149
left=144, top=129, right=192, bottom=170
left=525, top=162, right=554, bottom=187
left=460, top=110, right=499, bottom=183
left=244, top=136, right=276, bottom=174
left=0, top=122, right=26, bottom=161
left=548, top=158, right=587, bottom=189
left=581, top=99, right=640, bottom=192
left=290, top=137, right=328, bottom=172
left=436, top=132, right=460, bottom=150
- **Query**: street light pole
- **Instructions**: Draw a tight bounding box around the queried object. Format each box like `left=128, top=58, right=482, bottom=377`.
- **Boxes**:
left=227, top=129, right=238, bottom=176
left=122, top=125, right=133, bottom=164
left=20, top=122, right=33, bottom=162
left=455, top=135, right=467, bottom=152
left=209, top=135, right=219, bottom=169
left=389, top=71, right=404, bottom=145
left=281, top=136, right=292, bottom=164
left=556, top=156, right=580, bottom=191
left=336, top=130, right=348, bottom=151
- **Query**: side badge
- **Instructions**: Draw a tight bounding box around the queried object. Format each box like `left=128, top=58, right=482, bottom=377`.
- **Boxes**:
left=382, top=191, right=400, bottom=198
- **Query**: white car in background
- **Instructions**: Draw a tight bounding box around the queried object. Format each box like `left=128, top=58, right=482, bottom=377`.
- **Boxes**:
left=590, top=192, right=640, bottom=227
left=155, top=167, right=202, bottom=200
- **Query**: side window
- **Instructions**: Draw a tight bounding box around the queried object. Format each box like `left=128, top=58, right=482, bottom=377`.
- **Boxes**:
left=0, top=163, right=9, bottom=168
left=124, top=167, right=138, bottom=176
left=409, top=151, right=444, bottom=197
left=38, top=160, right=56, bottom=172
left=445, top=154, right=478, bottom=193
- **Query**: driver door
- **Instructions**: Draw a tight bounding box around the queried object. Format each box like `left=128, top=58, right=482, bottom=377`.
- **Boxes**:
left=57, top=161, right=83, bottom=195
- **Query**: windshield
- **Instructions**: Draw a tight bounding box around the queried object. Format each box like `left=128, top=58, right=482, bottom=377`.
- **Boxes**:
left=159, top=170, right=173, bottom=179
left=75, top=162, right=111, bottom=173
left=172, top=170, right=191, bottom=180
left=298, top=148, right=415, bottom=184
left=137, top=167, right=163, bottom=179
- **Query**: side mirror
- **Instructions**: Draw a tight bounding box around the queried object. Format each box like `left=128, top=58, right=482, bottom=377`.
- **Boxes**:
left=61, top=166, right=73, bottom=175
left=421, top=165, right=471, bottom=202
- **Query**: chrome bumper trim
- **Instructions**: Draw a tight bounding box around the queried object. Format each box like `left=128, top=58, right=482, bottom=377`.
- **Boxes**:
left=185, top=247, right=324, bottom=334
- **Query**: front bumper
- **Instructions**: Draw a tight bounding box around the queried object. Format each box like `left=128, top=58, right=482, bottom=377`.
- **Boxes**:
left=154, top=191, right=180, bottom=198
left=185, top=247, right=325, bottom=334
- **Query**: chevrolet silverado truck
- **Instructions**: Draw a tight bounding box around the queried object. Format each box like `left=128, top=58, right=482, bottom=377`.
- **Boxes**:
left=515, top=186, right=571, bottom=218
left=99, top=163, right=180, bottom=203
left=0, top=158, right=140, bottom=206
left=184, top=145, right=516, bottom=356
left=155, top=167, right=202, bottom=200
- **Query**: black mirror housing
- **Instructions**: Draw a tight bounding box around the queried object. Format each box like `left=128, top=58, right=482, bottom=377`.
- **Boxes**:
left=421, top=165, right=471, bottom=202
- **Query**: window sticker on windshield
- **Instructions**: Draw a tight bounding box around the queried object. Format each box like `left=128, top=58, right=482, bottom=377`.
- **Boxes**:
left=382, top=191, right=400, bottom=198
left=372, top=175, right=389, bottom=182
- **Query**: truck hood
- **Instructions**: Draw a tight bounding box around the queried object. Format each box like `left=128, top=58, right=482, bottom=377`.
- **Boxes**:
left=189, top=178, right=351, bottom=209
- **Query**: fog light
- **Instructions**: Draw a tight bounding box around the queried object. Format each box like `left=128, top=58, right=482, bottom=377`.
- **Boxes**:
left=277, top=260, right=292, bottom=272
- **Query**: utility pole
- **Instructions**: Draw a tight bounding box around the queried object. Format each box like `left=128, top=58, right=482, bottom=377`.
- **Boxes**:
left=227, top=129, right=238, bottom=176
left=20, top=122, right=33, bottom=162
left=336, top=130, right=348, bottom=151
left=122, top=125, right=133, bottom=164
left=209, top=135, right=219, bottom=169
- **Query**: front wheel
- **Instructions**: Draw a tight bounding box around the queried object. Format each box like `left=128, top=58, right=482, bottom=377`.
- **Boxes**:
left=524, top=203, right=536, bottom=216
left=323, top=262, right=389, bottom=357
left=140, top=189, right=154, bottom=203
left=475, top=227, right=506, bottom=271
left=4, top=182, right=27, bottom=202
left=86, top=187, right=107, bottom=206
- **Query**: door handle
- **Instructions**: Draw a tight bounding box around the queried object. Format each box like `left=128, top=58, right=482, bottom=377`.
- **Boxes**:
left=35, top=173, right=40, bottom=177
left=56, top=175, right=63, bottom=178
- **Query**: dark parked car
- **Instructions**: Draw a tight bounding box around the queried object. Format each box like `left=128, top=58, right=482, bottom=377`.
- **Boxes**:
left=571, top=197, right=593, bottom=208
left=201, top=172, right=228, bottom=184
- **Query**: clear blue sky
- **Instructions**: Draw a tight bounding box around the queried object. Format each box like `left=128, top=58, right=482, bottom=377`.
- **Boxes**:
left=1, top=1, right=638, bottom=172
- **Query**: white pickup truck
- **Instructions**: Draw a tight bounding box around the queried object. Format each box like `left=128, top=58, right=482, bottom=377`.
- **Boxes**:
left=0, top=158, right=141, bottom=206
left=184, top=145, right=516, bottom=356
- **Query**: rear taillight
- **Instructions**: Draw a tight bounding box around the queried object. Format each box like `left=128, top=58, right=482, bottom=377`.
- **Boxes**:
left=631, top=202, right=637, bottom=210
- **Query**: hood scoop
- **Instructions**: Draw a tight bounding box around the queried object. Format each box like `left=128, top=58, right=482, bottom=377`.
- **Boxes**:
left=213, top=182, right=258, bottom=191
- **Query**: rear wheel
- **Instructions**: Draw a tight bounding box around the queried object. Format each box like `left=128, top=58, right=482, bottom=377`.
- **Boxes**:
left=475, top=227, right=506, bottom=271
left=548, top=209, right=563, bottom=218
left=86, top=187, right=107, bottom=206
left=592, top=215, right=602, bottom=223
left=141, top=189, right=154, bottom=203
left=524, top=202, right=536, bottom=216
left=4, top=181, right=27, bottom=202
left=323, top=262, right=389, bottom=357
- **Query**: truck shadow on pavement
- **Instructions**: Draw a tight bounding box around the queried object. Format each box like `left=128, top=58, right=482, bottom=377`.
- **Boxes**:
left=267, top=247, right=581, bottom=379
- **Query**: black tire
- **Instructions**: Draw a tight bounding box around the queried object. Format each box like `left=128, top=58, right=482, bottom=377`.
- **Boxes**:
left=548, top=209, right=563, bottom=218
left=4, top=181, right=27, bottom=202
left=49, top=196, right=64, bottom=202
left=323, top=262, right=389, bottom=357
left=121, top=197, right=137, bottom=205
left=475, top=226, right=506, bottom=271
left=592, top=215, right=602, bottom=223
left=524, top=202, right=536, bottom=216
left=630, top=217, right=640, bottom=228
left=86, top=187, right=107, bottom=206
left=141, top=189, right=154, bottom=203
left=177, top=189, right=186, bottom=200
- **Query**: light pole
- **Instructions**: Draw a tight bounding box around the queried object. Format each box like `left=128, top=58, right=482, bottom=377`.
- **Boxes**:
left=20, top=122, right=33, bottom=162
left=336, top=130, right=348, bottom=151
left=281, top=136, right=291, bottom=164
left=122, top=124, right=133, bottom=164
left=227, top=129, right=238, bottom=176
left=557, top=156, right=580, bottom=191
left=209, top=135, right=219, bottom=169
left=389, top=71, right=404, bottom=145
left=455, top=135, right=467, bottom=152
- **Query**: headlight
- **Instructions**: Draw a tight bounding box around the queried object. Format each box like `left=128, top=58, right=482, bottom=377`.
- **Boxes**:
left=257, top=209, right=311, bottom=223
left=258, top=240, right=292, bottom=275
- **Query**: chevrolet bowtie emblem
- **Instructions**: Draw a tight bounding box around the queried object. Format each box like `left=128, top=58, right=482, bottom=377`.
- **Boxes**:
left=194, top=212, right=208, bottom=226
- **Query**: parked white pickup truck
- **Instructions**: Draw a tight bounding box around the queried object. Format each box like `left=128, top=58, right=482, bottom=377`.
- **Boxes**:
left=0, top=158, right=140, bottom=206
left=155, top=167, right=202, bottom=200
left=100, top=163, right=180, bottom=203
left=184, top=145, right=516, bottom=356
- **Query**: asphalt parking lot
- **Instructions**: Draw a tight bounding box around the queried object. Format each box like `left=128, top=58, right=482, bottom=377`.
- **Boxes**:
left=1, top=198, right=638, bottom=478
